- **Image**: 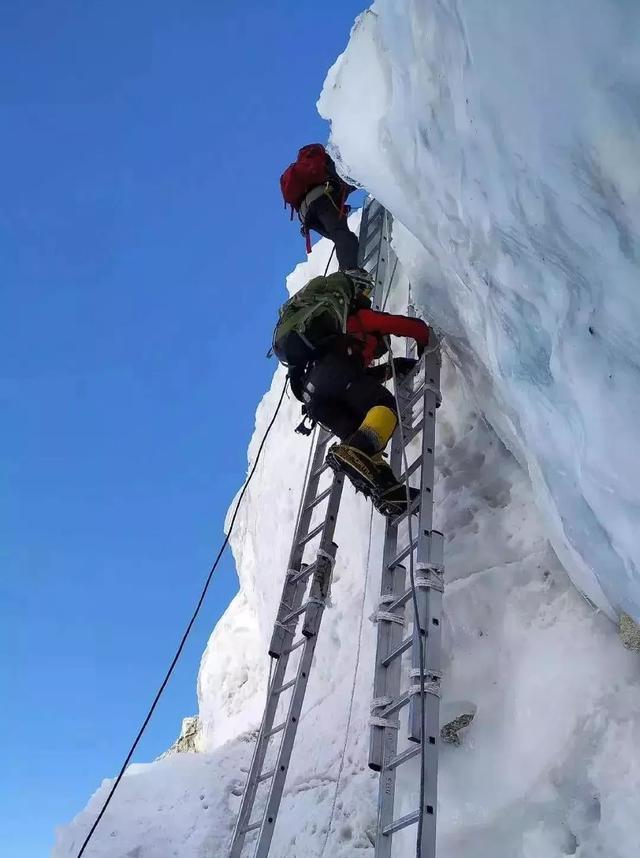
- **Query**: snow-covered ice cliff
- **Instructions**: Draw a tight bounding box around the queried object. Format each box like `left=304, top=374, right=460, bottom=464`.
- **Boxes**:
left=319, top=0, right=640, bottom=619
left=55, top=2, right=640, bottom=856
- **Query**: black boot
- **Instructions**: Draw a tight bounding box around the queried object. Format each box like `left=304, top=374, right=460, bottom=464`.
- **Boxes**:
left=327, top=445, right=419, bottom=517
left=326, top=443, right=379, bottom=497
left=372, top=459, right=420, bottom=516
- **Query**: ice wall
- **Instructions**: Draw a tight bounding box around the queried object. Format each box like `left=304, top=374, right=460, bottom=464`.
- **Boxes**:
left=319, top=0, right=640, bottom=618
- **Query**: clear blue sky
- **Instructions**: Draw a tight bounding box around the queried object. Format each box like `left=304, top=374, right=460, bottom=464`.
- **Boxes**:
left=0, top=2, right=365, bottom=855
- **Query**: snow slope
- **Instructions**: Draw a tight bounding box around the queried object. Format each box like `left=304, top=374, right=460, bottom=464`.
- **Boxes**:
left=54, top=3, right=640, bottom=856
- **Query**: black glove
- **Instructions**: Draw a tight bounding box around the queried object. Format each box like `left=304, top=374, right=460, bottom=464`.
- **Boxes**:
left=365, top=364, right=390, bottom=383
left=352, top=290, right=372, bottom=310
left=393, top=357, right=419, bottom=377
left=295, top=406, right=316, bottom=436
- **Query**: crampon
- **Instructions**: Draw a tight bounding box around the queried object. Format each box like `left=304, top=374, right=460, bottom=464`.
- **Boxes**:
left=326, top=443, right=419, bottom=517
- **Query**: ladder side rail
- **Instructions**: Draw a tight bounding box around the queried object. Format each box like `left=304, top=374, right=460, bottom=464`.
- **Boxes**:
left=368, top=357, right=418, bottom=770
left=408, top=345, right=440, bottom=737
left=227, top=653, right=294, bottom=858
left=302, top=471, right=344, bottom=636
left=254, top=477, right=344, bottom=857
left=371, top=212, right=392, bottom=308
left=254, top=605, right=327, bottom=858
left=370, top=565, right=407, bottom=858
left=411, top=346, right=444, bottom=858
left=372, top=360, right=422, bottom=858
left=269, top=429, right=334, bottom=659
left=231, top=433, right=338, bottom=856
left=357, top=198, right=374, bottom=263
left=359, top=213, right=384, bottom=269
left=358, top=199, right=391, bottom=309
left=368, top=529, right=406, bottom=771
left=288, top=428, right=334, bottom=570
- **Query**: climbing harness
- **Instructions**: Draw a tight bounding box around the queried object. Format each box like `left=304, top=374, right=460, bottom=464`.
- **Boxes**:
left=300, top=181, right=350, bottom=254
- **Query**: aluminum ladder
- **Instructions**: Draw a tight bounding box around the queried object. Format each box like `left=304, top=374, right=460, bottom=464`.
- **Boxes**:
left=227, top=197, right=393, bottom=858
left=368, top=318, right=444, bottom=858
left=356, top=198, right=446, bottom=856
left=227, top=422, right=344, bottom=858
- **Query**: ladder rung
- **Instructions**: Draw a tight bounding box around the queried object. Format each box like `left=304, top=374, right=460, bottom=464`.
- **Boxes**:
left=386, top=744, right=420, bottom=771
left=399, top=383, right=426, bottom=417
left=361, top=237, right=383, bottom=262
left=305, top=485, right=332, bottom=512
left=387, top=587, right=413, bottom=613
left=258, top=767, right=275, bottom=783
left=272, top=677, right=296, bottom=696
left=311, top=460, right=330, bottom=480
left=281, top=604, right=306, bottom=624
left=360, top=229, right=382, bottom=256
left=241, top=819, right=262, bottom=835
left=381, top=634, right=413, bottom=667
left=390, top=496, right=421, bottom=527
left=379, top=690, right=410, bottom=718
left=281, top=637, right=306, bottom=656
left=400, top=456, right=422, bottom=483
left=366, top=204, right=384, bottom=224
left=388, top=538, right=418, bottom=570
left=363, top=213, right=383, bottom=238
left=363, top=242, right=383, bottom=266
left=266, top=720, right=286, bottom=738
left=298, top=521, right=324, bottom=546
left=404, top=421, right=424, bottom=446
left=363, top=226, right=383, bottom=246
left=382, top=810, right=420, bottom=837
left=288, top=562, right=316, bottom=585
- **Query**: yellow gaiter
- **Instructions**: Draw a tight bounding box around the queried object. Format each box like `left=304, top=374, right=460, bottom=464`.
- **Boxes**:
left=351, top=406, right=397, bottom=455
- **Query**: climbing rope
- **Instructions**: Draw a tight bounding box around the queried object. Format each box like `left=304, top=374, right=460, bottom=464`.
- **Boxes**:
left=75, top=377, right=289, bottom=858
left=319, top=504, right=375, bottom=857
left=323, top=243, right=336, bottom=277
left=387, top=338, right=428, bottom=858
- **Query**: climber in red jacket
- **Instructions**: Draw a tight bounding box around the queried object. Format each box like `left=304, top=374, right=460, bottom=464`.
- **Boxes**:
left=290, top=303, right=430, bottom=515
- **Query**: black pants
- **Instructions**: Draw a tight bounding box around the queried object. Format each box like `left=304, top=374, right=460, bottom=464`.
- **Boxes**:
left=304, top=194, right=360, bottom=271
left=303, top=353, right=396, bottom=441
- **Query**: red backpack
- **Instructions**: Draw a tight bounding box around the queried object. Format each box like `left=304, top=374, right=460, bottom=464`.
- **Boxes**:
left=280, top=144, right=330, bottom=211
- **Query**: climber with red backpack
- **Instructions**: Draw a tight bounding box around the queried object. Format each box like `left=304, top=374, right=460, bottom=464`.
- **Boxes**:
left=280, top=144, right=371, bottom=288
left=272, top=271, right=430, bottom=516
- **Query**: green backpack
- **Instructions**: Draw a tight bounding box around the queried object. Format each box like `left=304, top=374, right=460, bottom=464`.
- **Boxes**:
left=272, top=272, right=356, bottom=366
